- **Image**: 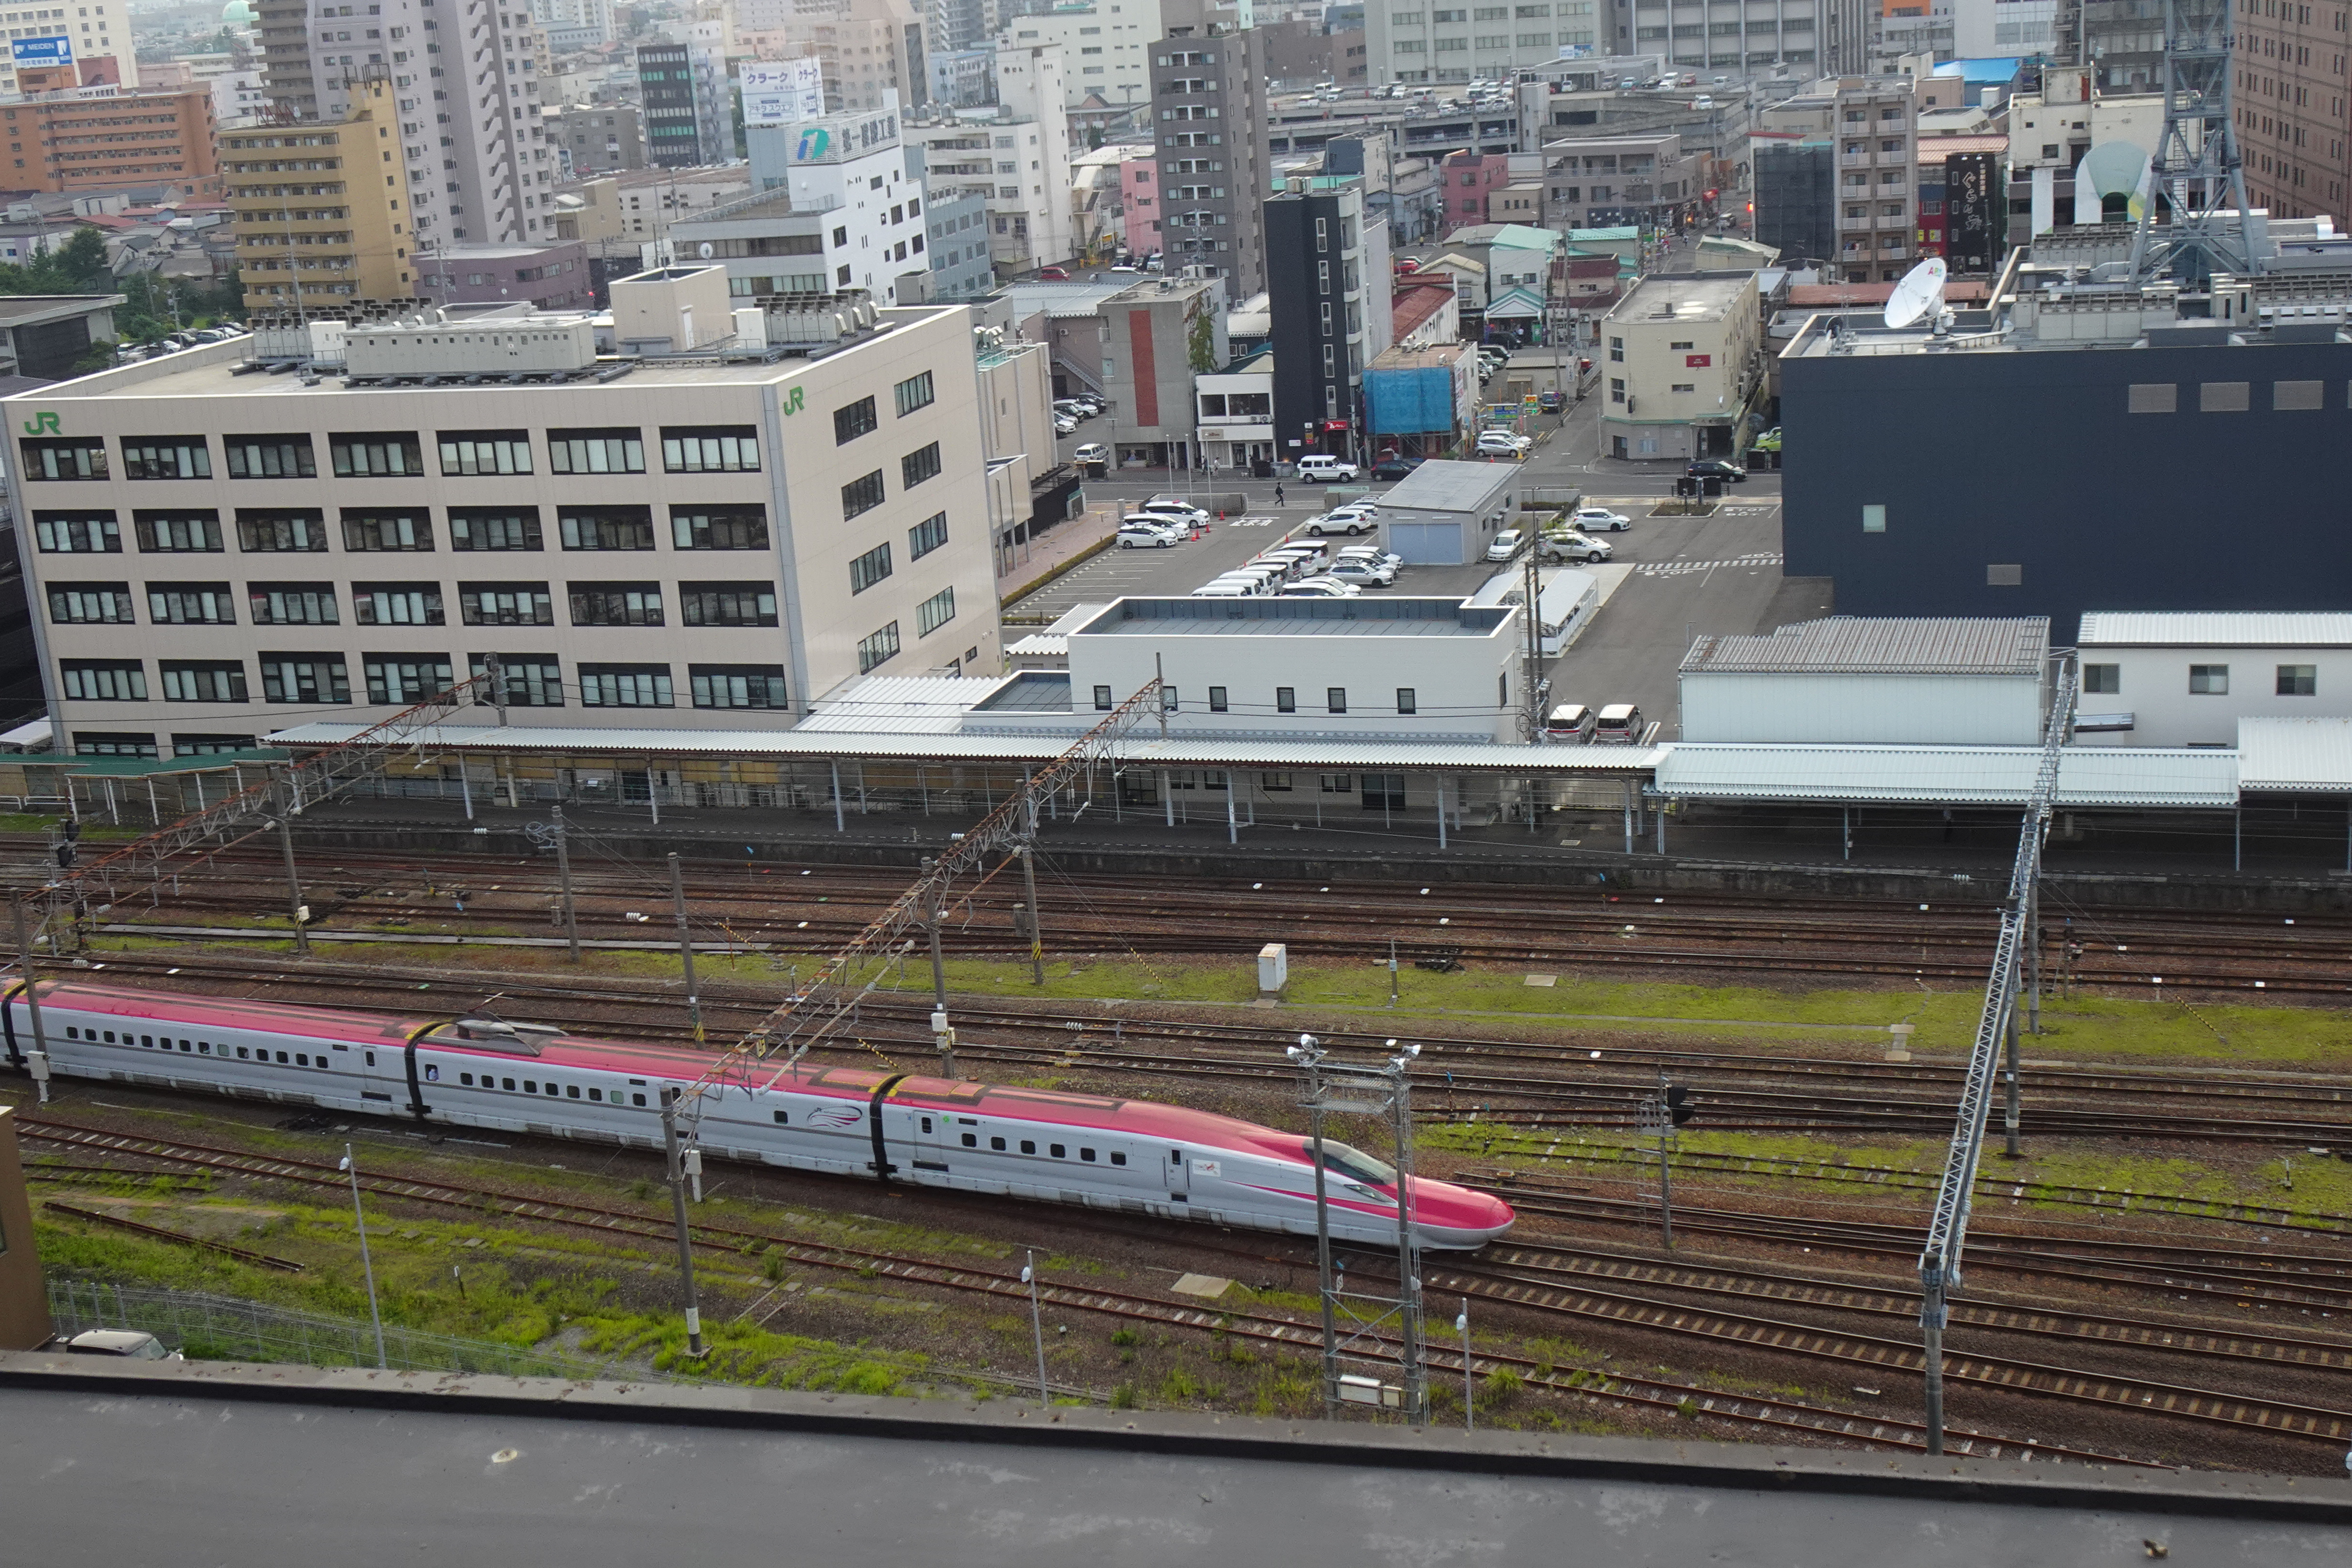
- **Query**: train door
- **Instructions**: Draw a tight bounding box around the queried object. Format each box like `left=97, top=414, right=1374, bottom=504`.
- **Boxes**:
left=1165, top=1145, right=1188, bottom=1205
left=911, top=1110, right=951, bottom=1174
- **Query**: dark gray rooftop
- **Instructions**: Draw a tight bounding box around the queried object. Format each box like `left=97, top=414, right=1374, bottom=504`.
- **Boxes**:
left=1372, top=457, right=1518, bottom=514
left=1681, top=616, right=2052, bottom=676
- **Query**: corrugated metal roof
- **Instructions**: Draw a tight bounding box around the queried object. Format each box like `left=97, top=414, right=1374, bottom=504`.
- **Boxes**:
left=1680, top=617, right=2051, bottom=676
left=264, top=722, right=1658, bottom=772
left=797, top=675, right=1008, bottom=735
left=1378, top=457, right=1516, bottom=514
left=2077, top=612, right=2352, bottom=648
left=2236, top=716, right=2352, bottom=792
left=1654, top=744, right=2238, bottom=807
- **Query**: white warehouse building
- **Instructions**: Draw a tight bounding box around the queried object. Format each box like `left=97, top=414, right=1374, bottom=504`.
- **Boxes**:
left=2074, top=613, right=2352, bottom=748
left=1679, top=618, right=2053, bottom=745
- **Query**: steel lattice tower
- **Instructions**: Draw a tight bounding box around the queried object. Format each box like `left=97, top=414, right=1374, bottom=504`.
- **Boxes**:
left=2130, top=0, right=2256, bottom=283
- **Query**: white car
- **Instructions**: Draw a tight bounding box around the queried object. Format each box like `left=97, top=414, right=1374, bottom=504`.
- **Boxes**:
left=1486, top=529, right=1526, bottom=562
left=1337, top=545, right=1403, bottom=573
left=1325, top=559, right=1396, bottom=587
left=1073, top=441, right=1110, bottom=465
left=1542, top=531, right=1612, bottom=564
left=1053, top=399, right=1094, bottom=420
left=1573, top=506, right=1632, bottom=532
left=1116, top=521, right=1181, bottom=548
left=1134, top=498, right=1210, bottom=527
left=1295, top=454, right=1361, bottom=482
left=1279, top=575, right=1362, bottom=597
left=1054, top=415, right=1078, bottom=436
left=1476, top=431, right=1532, bottom=457
left=1304, top=509, right=1376, bottom=537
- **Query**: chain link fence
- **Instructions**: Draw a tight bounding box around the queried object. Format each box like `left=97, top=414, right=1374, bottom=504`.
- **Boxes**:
left=47, top=1279, right=676, bottom=1383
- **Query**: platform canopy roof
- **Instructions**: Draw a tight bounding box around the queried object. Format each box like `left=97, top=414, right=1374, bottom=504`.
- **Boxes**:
left=1654, top=744, right=2240, bottom=807
left=2235, top=716, right=2352, bottom=794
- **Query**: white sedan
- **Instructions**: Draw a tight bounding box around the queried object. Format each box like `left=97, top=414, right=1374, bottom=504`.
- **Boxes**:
left=1278, top=575, right=1362, bottom=597
left=1573, top=506, right=1632, bottom=532
left=1475, top=431, right=1532, bottom=456
left=1304, top=509, right=1376, bottom=537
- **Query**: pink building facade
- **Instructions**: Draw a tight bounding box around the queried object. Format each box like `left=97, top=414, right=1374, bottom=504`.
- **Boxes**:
left=1121, top=152, right=1160, bottom=257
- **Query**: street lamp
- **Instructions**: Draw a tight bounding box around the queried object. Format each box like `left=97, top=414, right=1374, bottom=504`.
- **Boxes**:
left=338, top=1145, right=388, bottom=1370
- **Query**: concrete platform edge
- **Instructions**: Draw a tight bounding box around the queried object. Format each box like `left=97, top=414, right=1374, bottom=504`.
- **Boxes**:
left=5, top=1353, right=2348, bottom=1521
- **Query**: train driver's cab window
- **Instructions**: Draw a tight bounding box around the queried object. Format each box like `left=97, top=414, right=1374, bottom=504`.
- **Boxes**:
left=424, top=1064, right=440, bottom=1080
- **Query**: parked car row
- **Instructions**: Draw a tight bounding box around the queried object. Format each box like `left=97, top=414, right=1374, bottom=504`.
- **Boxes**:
left=1054, top=394, right=1105, bottom=437
left=1475, top=429, right=1533, bottom=459
left=1190, top=540, right=1403, bottom=598
left=1116, top=496, right=1213, bottom=548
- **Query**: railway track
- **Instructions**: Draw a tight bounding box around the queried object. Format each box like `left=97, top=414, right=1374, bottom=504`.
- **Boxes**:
left=23, top=844, right=2352, bottom=993
left=12, top=1115, right=2160, bottom=1467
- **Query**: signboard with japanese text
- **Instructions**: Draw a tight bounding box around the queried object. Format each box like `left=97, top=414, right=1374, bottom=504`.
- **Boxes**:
left=1946, top=151, right=2003, bottom=276
left=739, top=58, right=823, bottom=126
left=11, top=36, right=71, bottom=66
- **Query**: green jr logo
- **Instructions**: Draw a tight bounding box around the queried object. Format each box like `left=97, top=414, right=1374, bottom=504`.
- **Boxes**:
left=21, top=411, right=58, bottom=435
left=781, top=386, right=805, bottom=416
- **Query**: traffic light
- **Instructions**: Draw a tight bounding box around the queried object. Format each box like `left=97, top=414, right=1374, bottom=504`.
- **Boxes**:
left=54, top=843, right=74, bottom=870
left=1666, top=1084, right=1694, bottom=1127
left=61, top=819, right=80, bottom=842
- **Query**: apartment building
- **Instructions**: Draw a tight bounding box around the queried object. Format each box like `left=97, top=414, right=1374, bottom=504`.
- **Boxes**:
left=530, top=0, right=615, bottom=50
left=1265, top=182, right=1372, bottom=464
left=2235, top=0, right=2347, bottom=221
left=638, top=39, right=728, bottom=169
left=1366, top=0, right=1604, bottom=88
left=909, top=47, right=1077, bottom=272
left=2, top=277, right=1002, bottom=756
left=259, top=0, right=554, bottom=251
left=0, top=86, right=219, bottom=196
left=227, top=77, right=413, bottom=310
left=1597, top=270, right=1760, bottom=462
left=1099, top=275, right=1228, bottom=468
left=676, top=109, right=935, bottom=305
left=1152, top=0, right=1270, bottom=300
left=1541, top=130, right=1700, bottom=232
left=1753, top=79, right=1914, bottom=282
left=546, top=103, right=646, bottom=175
left=0, top=1, right=135, bottom=99
left=995, top=1, right=1161, bottom=110
left=742, top=0, right=928, bottom=115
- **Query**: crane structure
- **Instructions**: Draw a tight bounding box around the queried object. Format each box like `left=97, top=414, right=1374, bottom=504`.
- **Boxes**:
left=1915, top=660, right=2078, bottom=1452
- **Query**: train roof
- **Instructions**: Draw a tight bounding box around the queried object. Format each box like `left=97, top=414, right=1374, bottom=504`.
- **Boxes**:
left=31, top=980, right=431, bottom=1046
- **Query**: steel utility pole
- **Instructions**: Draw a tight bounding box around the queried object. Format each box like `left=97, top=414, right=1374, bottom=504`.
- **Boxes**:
left=11, top=895, right=50, bottom=1099
left=340, top=1144, right=388, bottom=1369
left=1640, top=1072, right=1676, bottom=1250
left=275, top=777, right=309, bottom=958
left=552, top=805, right=579, bottom=962
left=668, top=852, right=702, bottom=1043
left=1017, top=780, right=1044, bottom=985
left=660, top=1088, right=706, bottom=1358
left=1294, top=1035, right=1341, bottom=1418
left=925, top=859, right=956, bottom=1078
left=1386, top=1039, right=1428, bottom=1425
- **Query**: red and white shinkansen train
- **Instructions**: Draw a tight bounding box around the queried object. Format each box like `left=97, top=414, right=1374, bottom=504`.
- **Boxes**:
left=0, top=980, right=1515, bottom=1250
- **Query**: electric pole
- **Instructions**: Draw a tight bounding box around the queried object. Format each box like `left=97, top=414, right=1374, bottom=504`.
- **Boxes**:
left=668, top=852, right=702, bottom=1043
left=660, top=1087, right=706, bottom=1358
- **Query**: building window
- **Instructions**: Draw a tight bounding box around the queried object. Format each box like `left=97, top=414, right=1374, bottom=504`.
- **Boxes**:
left=133, top=512, right=222, bottom=552
left=354, top=582, right=443, bottom=626
left=470, top=654, right=562, bottom=707
left=459, top=582, right=552, bottom=626
left=248, top=583, right=339, bottom=625
left=690, top=665, right=789, bottom=709
left=150, top=583, right=236, bottom=625
left=679, top=582, right=779, bottom=627
left=901, top=441, right=942, bottom=489
left=342, top=510, right=433, bottom=551
left=359, top=657, right=453, bottom=705
left=916, top=586, right=956, bottom=637
left=1327, top=687, right=1348, bottom=714
left=439, top=430, right=532, bottom=475
left=2081, top=663, right=2120, bottom=696
left=907, top=512, right=948, bottom=560
left=842, top=470, right=886, bottom=520
left=449, top=509, right=544, bottom=551
left=894, top=370, right=935, bottom=416
left=1207, top=686, right=1228, bottom=712
left=578, top=664, right=674, bottom=707
left=672, top=507, right=769, bottom=550
left=60, top=659, right=147, bottom=701
left=835, top=395, right=880, bottom=444
left=223, top=435, right=317, bottom=478
left=160, top=662, right=247, bottom=703
left=661, top=426, right=760, bottom=472
left=559, top=507, right=655, bottom=550
left=34, top=513, right=120, bottom=552
left=547, top=427, right=645, bottom=474
left=858, top=621, right=901, bottom=673
left=48, top=583, right=135, bottom=624
left=2188, top=664, right=2229, bottom=695
left=120, top=437, right=210, bottom=481
left=235, top=511, right=330, bottom=552
left=848, top=542, right=893, bottom=594
left=19, top=436, right=108, bottom=480
left=2278, top=663, right=2318, bottom=696
left=1094, top=684, right=1113, bottom=710
left=1860, top=503, right=1887, bottom=533
left=173, top=734, right=257, bottom=758
left=1276, top=686, right=1296, bottom=713
left=330, top=432, right=425, bottom=477
left=569, top=582, right=664, bottom=626
left=1396, top=687, right=1417, bottom=714
left=73, top=732, right=156, bottom=758
left=257, top=654, right=351, bottom=704
left=1362, top=773, right=1407, bottom=809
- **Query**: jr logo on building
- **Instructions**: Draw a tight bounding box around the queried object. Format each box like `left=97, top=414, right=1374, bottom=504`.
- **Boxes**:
left=20, top=412, right=58, bottom=435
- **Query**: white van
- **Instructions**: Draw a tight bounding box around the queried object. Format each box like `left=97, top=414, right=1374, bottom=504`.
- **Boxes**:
left=1190, top=581, right=1253, bottom=597
left=1222, top=564, right=1288, bottom=592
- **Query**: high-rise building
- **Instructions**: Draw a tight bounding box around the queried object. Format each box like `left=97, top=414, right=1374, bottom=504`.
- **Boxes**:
left=927, top=0, right=989, bottom=54
left=258, top=1, right=554, bottom=251
left=1263, top=181, right=1371, bottom=464
left=2235, top=0, right=2344, bottom=221
left=228, top=76, right=415, bottom=309
left=546, top=102, right=647, bottom=175
left=1752, top=78, right=1915, bottom=282
left=531, top=0, right=615, bottom=50
left=0, top=0, right=138, bottom=99
left=988, top=45, right=1077, bottom=268
left=739, top=0, right=929, bottom=112
left=0, top=88, right=218, bottom=196
left=994, top=2, right=1161, bottom=111
left=1150, top=0, right=1269, bottom=298
left=638, top=39, right=727, bottom=169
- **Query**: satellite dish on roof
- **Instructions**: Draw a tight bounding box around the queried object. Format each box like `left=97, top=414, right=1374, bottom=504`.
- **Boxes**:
left=698, top=241, right=714, bottom=260
left=1883, top=255, right=1948, bottom=330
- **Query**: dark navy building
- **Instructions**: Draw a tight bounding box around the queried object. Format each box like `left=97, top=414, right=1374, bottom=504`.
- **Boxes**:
left=1780, top=293, right=2352, bottom=643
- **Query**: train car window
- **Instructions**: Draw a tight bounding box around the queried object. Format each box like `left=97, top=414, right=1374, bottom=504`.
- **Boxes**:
left=460, top=1072, right=475, bottom=1086
left=631, top=1093, right=646, bottom=1106
left=234, top=1047, right=247, bottom=1058
left=961, top=1133, right=977, bottom=1147
left=140, top=1035, right=151, bottom=1047
left=332, top=1044, right=348, bottom=1052
left=920, top=1116, right=933, bottom=1134
left=546, top=1083, right=560, bottom=1096
left=503, top=1078, right=517, bottom=1091
left=275, top=1051, right=288, bottom=1064
left=316, top=1058, right=329, bottom=1070
left=773, top=1110, right=790, bottom=1124
left=1170, top=1148, right=1181, bottom=1163
left=1080, top=1148, right=1096, bottom=1162
left=1019, top=1140, right=1036, bottom=1155
left=1111, top=1152, right=1127, bottom=1166
left=296, top=1054, right=308, bottom=1066
left=423, top=1063, right=439, bottom=1080
left=565, top=1085, right=580, bottom=1099
left=199, top=1043, right=211, bottom=1055
left=957, top=1116, right=978, bottom=1125
left=64, top=1027, right=76, bottom=1039
left=523, top=1080, right=537, bottom=1092
left=1050, top=1144, right=1066, bottom=1159
left=365, top=1051, right=376, bottom=1066
left=588, top=1088, right=602, bottom=1102
left=180, top=1042, right=193, bottom=1053
left=990, top=1136, right=1007, bottom=1151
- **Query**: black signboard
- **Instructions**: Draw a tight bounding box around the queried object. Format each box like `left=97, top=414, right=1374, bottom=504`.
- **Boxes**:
left=1947, top=151, right=2003, bottom=276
